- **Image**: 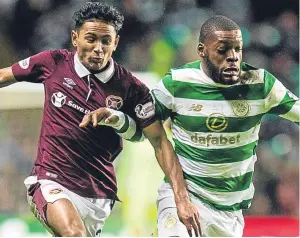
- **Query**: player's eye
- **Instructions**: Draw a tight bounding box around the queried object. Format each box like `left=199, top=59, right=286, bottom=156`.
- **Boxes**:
left=86, top=37, right=95, bottom=43
left=217, top=49, right=226, bottom=54
left=102, top=38, right=112, bottom=46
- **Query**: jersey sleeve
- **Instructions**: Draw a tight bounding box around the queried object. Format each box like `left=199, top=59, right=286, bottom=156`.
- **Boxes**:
left=130, top=81, right=157, bottom=129
left=264, top=70, right=299, bottom=124
left=11, top=50, right=56, bottom=83
left=151, top=73, right=174, bottom=121
left=115, top=76, right=156, bottom=142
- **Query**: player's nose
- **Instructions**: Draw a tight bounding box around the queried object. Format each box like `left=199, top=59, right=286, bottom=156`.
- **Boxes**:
left=226, top=49, right=239, bottom=63
left=94, top=42, right=104, bottom=54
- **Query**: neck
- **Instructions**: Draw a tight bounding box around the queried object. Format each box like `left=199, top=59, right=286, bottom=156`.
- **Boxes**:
left=201, top=61, right=216, bottom=82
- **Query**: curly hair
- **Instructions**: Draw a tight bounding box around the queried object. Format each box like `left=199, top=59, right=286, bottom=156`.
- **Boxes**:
left=199, top=15, right=240, bottom=43
left=72, top=2, right=124, bottom=33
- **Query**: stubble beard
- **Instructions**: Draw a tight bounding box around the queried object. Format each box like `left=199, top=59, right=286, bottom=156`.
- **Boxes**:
left=204, top=56, right=222, bottom=83
left=204, top=56, right=241, bottom=85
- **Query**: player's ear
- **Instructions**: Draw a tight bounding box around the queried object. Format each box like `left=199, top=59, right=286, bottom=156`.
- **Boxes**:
left=113, top=35, right=120, bottom=52
left=71, top=30, right=78, bottom=48
left=197, top=42, right=205, bottom=57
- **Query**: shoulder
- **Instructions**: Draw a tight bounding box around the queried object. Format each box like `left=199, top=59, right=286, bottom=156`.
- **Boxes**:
left=29, top=49, right=70, bottom=66
left=241, top=62, right=281, bottom=96
left=241, top=62, right=278, bottom=84
left=49, top=49, right=72, bottom=65
left=170, top=60, right=201, bottom=75
left=114, top=61, right=148, bottom=89
left=163, top=60, right=201, bottom=85
left=240, top=62, right=265, bottom=84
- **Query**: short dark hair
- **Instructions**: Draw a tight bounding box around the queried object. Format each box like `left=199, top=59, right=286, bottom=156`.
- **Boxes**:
left=199, top=15, right=240, bottom=43
left=72, top=2, right=124, bottom=33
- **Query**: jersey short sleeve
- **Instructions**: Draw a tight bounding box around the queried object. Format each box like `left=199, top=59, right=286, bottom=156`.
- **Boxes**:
left=12, top=50, right=57, bottom=83
left=130, top=80, right=157, bottom=129
left=264, top=70, right=299, bottom=123
left=151, top=73, right=174, bottom=121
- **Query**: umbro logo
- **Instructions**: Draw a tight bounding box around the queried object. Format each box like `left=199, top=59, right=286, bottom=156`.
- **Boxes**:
left=63, top=78, right=76, bottom=89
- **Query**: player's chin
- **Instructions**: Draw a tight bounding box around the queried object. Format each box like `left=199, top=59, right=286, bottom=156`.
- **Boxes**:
left=220, top=75, right=239, bottom=85
left=89, top=63, right=105, bottom=72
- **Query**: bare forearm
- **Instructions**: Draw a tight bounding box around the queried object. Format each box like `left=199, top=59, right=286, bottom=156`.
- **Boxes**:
left=143, top=121, right=201, bottom=235
left=154, top=137, right=189, bottom=203
left=0, top=67, right=17, bottom=88
left=143, top=121, right=190, bottom=202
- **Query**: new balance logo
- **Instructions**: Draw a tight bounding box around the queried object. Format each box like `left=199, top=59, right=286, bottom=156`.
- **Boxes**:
left=63, top=78, right=76, bottom=89
left=189, top=104, right=203, bottom=112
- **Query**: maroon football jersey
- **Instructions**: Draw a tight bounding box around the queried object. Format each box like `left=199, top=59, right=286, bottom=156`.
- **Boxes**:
left=12, top=50, right=156, bottom=200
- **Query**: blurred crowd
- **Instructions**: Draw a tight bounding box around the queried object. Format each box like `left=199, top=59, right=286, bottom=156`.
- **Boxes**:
left=0, top=0, right=298, bottom=220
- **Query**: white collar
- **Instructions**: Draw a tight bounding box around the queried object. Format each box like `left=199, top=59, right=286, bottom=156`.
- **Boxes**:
left=74, top=53, right=115, bottom=83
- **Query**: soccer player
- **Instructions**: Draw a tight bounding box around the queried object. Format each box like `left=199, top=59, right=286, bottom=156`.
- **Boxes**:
left=0, top=2, right=200, bottom=237
left=151, top=15, right=299, bottom=237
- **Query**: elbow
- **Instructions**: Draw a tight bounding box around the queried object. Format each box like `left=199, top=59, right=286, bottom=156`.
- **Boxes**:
left=150, top=135, right=162, bottom=150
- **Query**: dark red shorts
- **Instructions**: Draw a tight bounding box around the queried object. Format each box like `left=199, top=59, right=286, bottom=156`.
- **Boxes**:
left=27, top=182, right=53, bottom=234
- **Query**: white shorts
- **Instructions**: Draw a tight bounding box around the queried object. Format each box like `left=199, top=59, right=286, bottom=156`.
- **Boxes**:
left=157, top=183, right=244, bottom=237
left=24, top=176, right=113, bottom=237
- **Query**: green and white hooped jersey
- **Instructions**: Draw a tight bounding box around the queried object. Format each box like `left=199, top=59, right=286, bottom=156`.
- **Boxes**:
left=152, top=60, right=299, bottom=211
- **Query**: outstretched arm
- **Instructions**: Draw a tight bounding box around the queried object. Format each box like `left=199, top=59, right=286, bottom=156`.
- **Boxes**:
left=79, top=107, right=144, bottom=142
left=264, top=71, right=299, bottom=124
left=0, top=67, right=17, bottom=88
left=143, top=120, right=201, bottom=237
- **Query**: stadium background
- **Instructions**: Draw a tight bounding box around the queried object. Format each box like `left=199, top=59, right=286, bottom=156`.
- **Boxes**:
left=0, top=0, right=298, bottom=236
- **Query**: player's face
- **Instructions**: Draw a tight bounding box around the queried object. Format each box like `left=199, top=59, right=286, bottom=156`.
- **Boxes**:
left=71, top=20, right=119, bottom=73
left=198, top=30, right=243, bottom=85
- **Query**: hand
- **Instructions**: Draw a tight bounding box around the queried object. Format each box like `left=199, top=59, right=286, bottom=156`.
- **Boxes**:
left=79, top=108, right=119, bottom=128
left=176, top=199, right=201, bottom=237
